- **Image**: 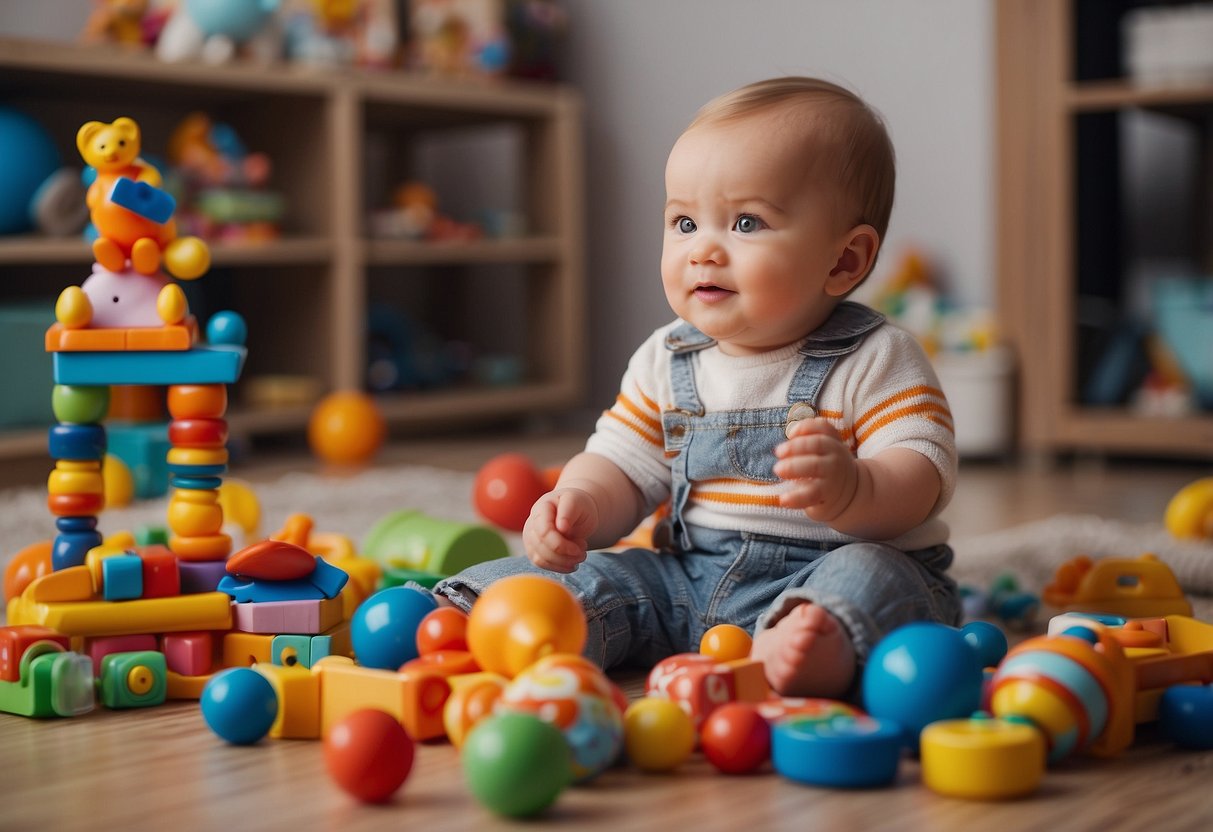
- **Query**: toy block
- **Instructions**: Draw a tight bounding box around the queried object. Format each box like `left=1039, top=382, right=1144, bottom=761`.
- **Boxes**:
left=646, top=653, right=771, bottom=729
left=135, top=525, right=170, bottom=547
left=400, top=650, right=479, bottom=678
left=86, top=544, right=128, bottom=591
left=314, top=657, right=451, bottom=741
left=223, top=631, right=275, bottom=668
left=27, top=565, right=95, bottom=603
left=110, top=177, right=176, bottom=224
left=45, top=324, right=126, bottom=352
left=140, top=546, right=180, bottom=598
left=232, top=596, right=343, bottom=635
left=253, top=662, right=321, bottom=739
left=227, top=540, right=316, bottom=581
left=178, top=559, right=230, bottom=594
left=99, top=650, right=167, bottom=709
left=314, top=621, right=352, bottom=663
left=1, top=625, right=70, bottom=683
left=218, top=575, right=326, bottom=604
left=84, top=633, right=157, bottom=675
left=53, top=344, right=246, bottom=386
left=0, top=642, right=94, bottom=718
left=162, top=631, right=213, bottom=676
left=273, top=622, right=354, bottom=669
left=109, top=424, right=171, bottom=500
left=101, top=554, right=143, bottom=601
left=166, top=670, right=212, bottom=700
left=9, top=589, right=232, bottom=637
left=272, top=634, right=312, bottom=668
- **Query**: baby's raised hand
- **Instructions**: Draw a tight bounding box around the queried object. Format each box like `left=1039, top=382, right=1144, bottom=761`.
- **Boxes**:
left=773, top=417, right=859, bottom=522
left=522, top=487, right=599, bottom=573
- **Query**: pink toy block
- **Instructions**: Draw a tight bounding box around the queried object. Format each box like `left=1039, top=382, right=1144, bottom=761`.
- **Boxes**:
left=161, top=631, right=213, bottom=676
left=141, top=546, right=181, bottom=598
left=646, top=653, right=770, bottom=729
left=232, top=597, right=343, bottom=635
left=84, top=633, right=158, bottom=675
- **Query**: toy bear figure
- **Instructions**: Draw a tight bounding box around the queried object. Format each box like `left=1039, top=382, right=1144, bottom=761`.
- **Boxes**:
left=77, top=117, right=210, bottom=281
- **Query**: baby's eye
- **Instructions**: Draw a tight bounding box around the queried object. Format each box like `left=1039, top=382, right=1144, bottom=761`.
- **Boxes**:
left=676, top=217, right=696, bottom=234
left=734, top=214, right=765, bottom=233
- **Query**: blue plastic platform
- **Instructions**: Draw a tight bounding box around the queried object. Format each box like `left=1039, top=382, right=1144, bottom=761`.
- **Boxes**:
left=52, top=345, right=246, bottom=385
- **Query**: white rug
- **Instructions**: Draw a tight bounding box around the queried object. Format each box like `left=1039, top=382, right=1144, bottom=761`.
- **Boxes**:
left=5, top=465, right=1212, bottom=620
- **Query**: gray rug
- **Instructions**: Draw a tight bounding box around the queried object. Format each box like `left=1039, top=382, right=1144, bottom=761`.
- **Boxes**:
left=5, top=465, right=1212, bottom=621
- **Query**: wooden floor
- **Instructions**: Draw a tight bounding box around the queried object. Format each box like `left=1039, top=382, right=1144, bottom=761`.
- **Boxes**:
left=3, top=433, right=1212, bottom=831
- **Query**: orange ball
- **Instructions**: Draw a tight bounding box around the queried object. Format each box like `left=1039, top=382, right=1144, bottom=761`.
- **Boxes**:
left=416, top=607, right=470, bottom=655
left=472, top=453, right=548, bottom=532
left=308, top=391, right=386, bottom=465
left=700, top=624, right=753, bottom=661
left=467, top=574, right=587, bottom=678
left=4, top=540, right=52, bottom=602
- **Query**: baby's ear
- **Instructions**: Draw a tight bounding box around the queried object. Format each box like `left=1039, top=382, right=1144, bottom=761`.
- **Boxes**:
left=825, top=224, right=880, bottom=296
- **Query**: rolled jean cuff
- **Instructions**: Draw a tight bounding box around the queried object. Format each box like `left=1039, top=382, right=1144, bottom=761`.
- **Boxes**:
left=755, top=587, right=882, bottom=664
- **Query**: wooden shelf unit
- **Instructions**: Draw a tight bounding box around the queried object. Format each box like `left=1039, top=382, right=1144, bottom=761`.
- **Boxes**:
left=996, top=0, right=1213, bottom=458
left=0, top=37, right=585, bottom=458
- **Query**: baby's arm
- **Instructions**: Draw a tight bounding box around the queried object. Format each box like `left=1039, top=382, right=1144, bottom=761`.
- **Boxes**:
left=774, top=418, right=941, bottom=540
left=522, top=451, right=647, bottom=573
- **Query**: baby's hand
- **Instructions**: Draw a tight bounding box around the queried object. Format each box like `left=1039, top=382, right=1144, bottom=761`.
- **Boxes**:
left=773, top=418, right=859, bottom=522
left=522, top=487, right=599, bottom=573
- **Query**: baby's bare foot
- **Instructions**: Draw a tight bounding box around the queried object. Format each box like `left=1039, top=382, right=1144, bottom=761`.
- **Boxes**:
left=751, top=603, right=855, bottom=697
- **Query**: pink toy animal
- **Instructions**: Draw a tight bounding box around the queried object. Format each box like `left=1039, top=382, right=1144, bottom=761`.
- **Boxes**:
left=79, top=264, right=171, bottom=328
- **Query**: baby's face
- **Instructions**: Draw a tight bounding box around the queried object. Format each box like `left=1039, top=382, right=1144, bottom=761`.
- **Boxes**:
left=661, top=111, right=850, bottom=355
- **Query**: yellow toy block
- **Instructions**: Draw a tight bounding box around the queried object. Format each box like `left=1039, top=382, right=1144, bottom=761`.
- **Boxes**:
left=314, top=657, right=450, bottom=740
left=222, top=632, right=275, bottom=668
left=166, top=671, right=212, bottom=700
left=10, top=589, right=232, bottom=636
left=254, top=662, right=321, bottom=739
left=26, top=565, right=96, bottom=603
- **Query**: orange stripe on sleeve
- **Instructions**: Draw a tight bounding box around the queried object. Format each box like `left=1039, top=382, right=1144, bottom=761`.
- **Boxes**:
left=855, top=402, right=953, bottom=445
left=853, top=386, right=947, bottom=432
left=691, top=490, right=783, bottom=508
left=605, top=409, right=663, bottom=447
left=616, top=392, right=662, bottom=432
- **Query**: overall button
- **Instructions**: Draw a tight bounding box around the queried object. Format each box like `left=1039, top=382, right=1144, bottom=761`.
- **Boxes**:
left=785, top=402, right=817, bottom=437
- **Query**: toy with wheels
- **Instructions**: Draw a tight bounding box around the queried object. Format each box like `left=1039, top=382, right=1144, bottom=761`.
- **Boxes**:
left=466, top=574, right=587, bottom=678
left=1165, top=477, right=1213, bottom=541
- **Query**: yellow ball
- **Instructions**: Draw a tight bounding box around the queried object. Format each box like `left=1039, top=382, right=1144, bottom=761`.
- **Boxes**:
left=699, top=624, right=752, bottom=660
left=1165, top=477, right=1213, bottom=541
left=308, top=391, right=386, bottom=466
left=102, top=454, right=134, bottom=508
left=623, top=698, right=696, bottom=772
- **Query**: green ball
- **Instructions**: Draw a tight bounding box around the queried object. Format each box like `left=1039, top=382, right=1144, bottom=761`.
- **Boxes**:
left=52, top=385, right=110, bottom=425
left=462, top=712, right=572, bottom=817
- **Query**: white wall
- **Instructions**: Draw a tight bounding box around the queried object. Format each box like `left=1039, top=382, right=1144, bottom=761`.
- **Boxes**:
left=0, top=0, right=995, bottom=414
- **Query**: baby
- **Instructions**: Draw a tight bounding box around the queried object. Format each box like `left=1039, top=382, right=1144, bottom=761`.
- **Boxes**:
left=436, top=76, right=960, bottom=699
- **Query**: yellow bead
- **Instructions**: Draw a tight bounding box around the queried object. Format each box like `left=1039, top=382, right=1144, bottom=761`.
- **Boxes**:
left=127, top=664, right=156, bottom=696
left=55, top=286, right=93, bottom=328
left=168, top=489, right=224, bottom=537
left=48, top=466, right=105, bottom=496
left=157, top=283, right=188, bottom=325
left=166, top=447, right=229, bottom=467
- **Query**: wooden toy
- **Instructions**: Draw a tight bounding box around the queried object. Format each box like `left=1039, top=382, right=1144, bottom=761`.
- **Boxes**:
left=324, top=709, right=415, bottom=803
left=98, top=650, right=167, bottom=709
left=920, top=715, right=1047, bottom=799
left=200, top=667, right=279, bottom=745
left=645, top=653, right=769, bottom=729
left=350, top=586, right=438, bottom=670
left=622, top=697, right=696, bottom=772
left=472, top=452, right=549, bottom=532
left=307, top=391, right=385, bottom=465
left=0, top=640, right=95, bottom=718
left=1043, top=553, right=1192, bottom=618
left=699, top=623, right=752, bottom=661
left=772, top=714, right=904, bottom=789
left=416, top=606, right=470, bottom=654
left=700, top=701, right=771, bottom=775
left=313, top=656, right=450, bottom=741
left=466, top=574, right=587, bottom=678
left=253, top=662, right=322, bottom=740
left=1165, top=476, right=1213, bottom=540
left=461, top=712, right=572, bottom=818
left=362, top=509, right=509, bottom=577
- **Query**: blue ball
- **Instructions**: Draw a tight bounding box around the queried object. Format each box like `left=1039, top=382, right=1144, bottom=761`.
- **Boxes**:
left=1159, top=684, right=1213, bottom=750
left=200, top=668, right=278, bottom=745
left=960, top=620, right=1009, bottom=668
left=350, top=586, right=439, bottom=670
left=207, top=311, right=248, bottom=347
left=0, top=106, right=60, bottom=235
left=862, top=622, right=984, bottom=741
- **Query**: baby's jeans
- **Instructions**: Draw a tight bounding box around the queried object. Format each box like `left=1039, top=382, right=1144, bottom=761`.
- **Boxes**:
left=433, top=524, right=961, bottom=674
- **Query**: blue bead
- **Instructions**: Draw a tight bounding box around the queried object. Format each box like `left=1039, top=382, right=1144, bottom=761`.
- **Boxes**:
left=55, top=516, right=98, bottom=533
left=206, top=311, right=248, bottom=347
left=170, top=476, right=224, bottom=491
left=47, top=423, right=106, bottom=461
left=52, top=529, right=103, bottom=570
left=167, top=462, right=228, bottom=477
left=1061, top=626, right=1101, bottom=644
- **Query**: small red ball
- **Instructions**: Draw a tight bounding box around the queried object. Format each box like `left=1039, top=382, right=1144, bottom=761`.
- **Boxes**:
left=324, top=709, right=415, bottom=802
left=416, top=606, right=470, bottom=655
left=472, top=453, right=549, bottom=532
left=700, top=702, right=771, bottom=774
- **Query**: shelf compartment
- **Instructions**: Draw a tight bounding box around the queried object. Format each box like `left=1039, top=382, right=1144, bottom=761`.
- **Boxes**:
left=1054, top=408, right=1213, bottom=457
left=365, top=236, right=562, bottom=266
left=1068, top=81, right=1213, bottom=115
left=0, top=237, right=334, bottom=266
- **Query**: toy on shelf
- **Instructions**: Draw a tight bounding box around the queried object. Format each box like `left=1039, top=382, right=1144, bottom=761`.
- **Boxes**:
left=0, top=106, right=88, bottom=238
left=80, top=0, right=162, bottom=48
left=156, top=0, right=284, bottom=64
left=1042, top=553, right=1192, bottom=618
left=1165, top=477, right=1213, bottom=541
left=368, top=180, right=485, bottom=242
left=283, top=0, right=400, bottom=67
left=408, top=0, right=510, bottom=76
left=307, top=390, right=385, bottom=466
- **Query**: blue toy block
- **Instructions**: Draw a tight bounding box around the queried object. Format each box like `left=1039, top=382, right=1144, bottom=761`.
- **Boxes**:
left=109, top=177, right=175, bottom=224
left=53, top=529, right=103, bottom=571
left=106, top=421, right=170, bottom=500
left=310, top=557, right=350, bottom=599
left=217, top=575, right=326, bottom=604
left=48, top=423, right=106, bottom=461
left=102, top=554, right=143, bottom=601
left=53, top=345, right=247, bottom=386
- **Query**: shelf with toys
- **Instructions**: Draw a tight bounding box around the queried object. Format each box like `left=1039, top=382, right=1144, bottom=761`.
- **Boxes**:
left=0, top=35, right=585, bottom=459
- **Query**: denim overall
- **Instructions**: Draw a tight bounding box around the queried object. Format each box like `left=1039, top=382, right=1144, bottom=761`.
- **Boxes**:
left=435, top=302, right=960, bottom=679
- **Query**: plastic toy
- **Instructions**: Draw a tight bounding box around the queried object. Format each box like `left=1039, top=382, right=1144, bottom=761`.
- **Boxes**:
left=755, top=696, right=860, bottom=724
left=699, top=623, right=752, bottom=661
left=349, top=585, right=437, bottom=670
left=466, top=574, right=587, bottom=678
left=1043, top=553, right=1192, bottom=618
left=771, top=714, right=904, bottom=789
left=314, top=657, right=450, bottom=740
left=248, top=662, right=319, bottom=739
left=324, top=708, right=415, bottom=802
left=959, top=620, right=1009, bottom=669
left=1, top=626, right=70, bottom=681
left=645, top=653, right=770, bottom=730
left=1158, top=684, right=1213, bottom=749
left=4, top=541, right=53, bottom=602
left=462, top=712, right=572, bottom=818
left=416, top=607, right=470, bottom=654
left=307, top=390, right=385, bottom=465
left=861, top=622, right=985, bottom=745
left=495, top=653, right=623, bottom=782
left=98, top=650, right=167, bottom=709
left=80, top=0, right=154, bottom=47
left=361, top=509, right=509, bottom=577
left=919, top=715, right=1046, bottom=799
left=700, top=701, right=771, bottom=775
left=443, top=672, right=507, bottom=749
left=156, top=0, right=283, bottom=64
left=0, top=106, right=65, bottom=236
left=232, top=597, right=344, bottom=634
left=0, top=640, right=95, bottom=718
left=1165, top=477, right=1213, bottom=541
left=961, top=573, right=1040, bottom=631
left=472, top=452, right=549, bottom=532
left=622, top=698, right=696, bottom=772
left=200, top=667, right=279, bottom=744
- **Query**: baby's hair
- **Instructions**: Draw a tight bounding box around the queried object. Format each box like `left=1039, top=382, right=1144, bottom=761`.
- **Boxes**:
left=688, top=77, right=896, bottom=243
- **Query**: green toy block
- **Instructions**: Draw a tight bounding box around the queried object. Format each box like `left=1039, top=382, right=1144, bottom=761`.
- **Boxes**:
left=378, top=566, right=447, bottom=590
left=0, top=642, right=94, bottom=718
left=363, top=510, right=509, bottom=575
left=99, top=651, right=167, bottom=709
left=134, top=525, right=170, bottom=547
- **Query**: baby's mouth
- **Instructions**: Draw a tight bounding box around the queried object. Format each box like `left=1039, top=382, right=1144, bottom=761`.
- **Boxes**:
left=693, top=284, right=735, bottom=303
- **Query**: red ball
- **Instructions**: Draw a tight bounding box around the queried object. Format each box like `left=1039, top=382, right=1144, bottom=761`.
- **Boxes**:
left=416, top=607, right=470, bottom=655
left=700, top=702, right=771, bottom=774
left=324, top=709, right=415, bottom=802
left=472, top=453, right=549, bottom=532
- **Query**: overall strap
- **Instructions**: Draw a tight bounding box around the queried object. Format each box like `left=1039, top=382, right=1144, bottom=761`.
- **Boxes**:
left=663, top=321, right=716, bottom=415
left=787, top=301, right=886, bottom=423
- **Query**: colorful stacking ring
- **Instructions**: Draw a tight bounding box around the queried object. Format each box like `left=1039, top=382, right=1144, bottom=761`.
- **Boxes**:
left=168, top=418, right=228, bottom=448
left=47, top=423, right=107, bottom=461
left=772, top=714, right=904, bottom=788
left=167, top=384, right=227, bottom=420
